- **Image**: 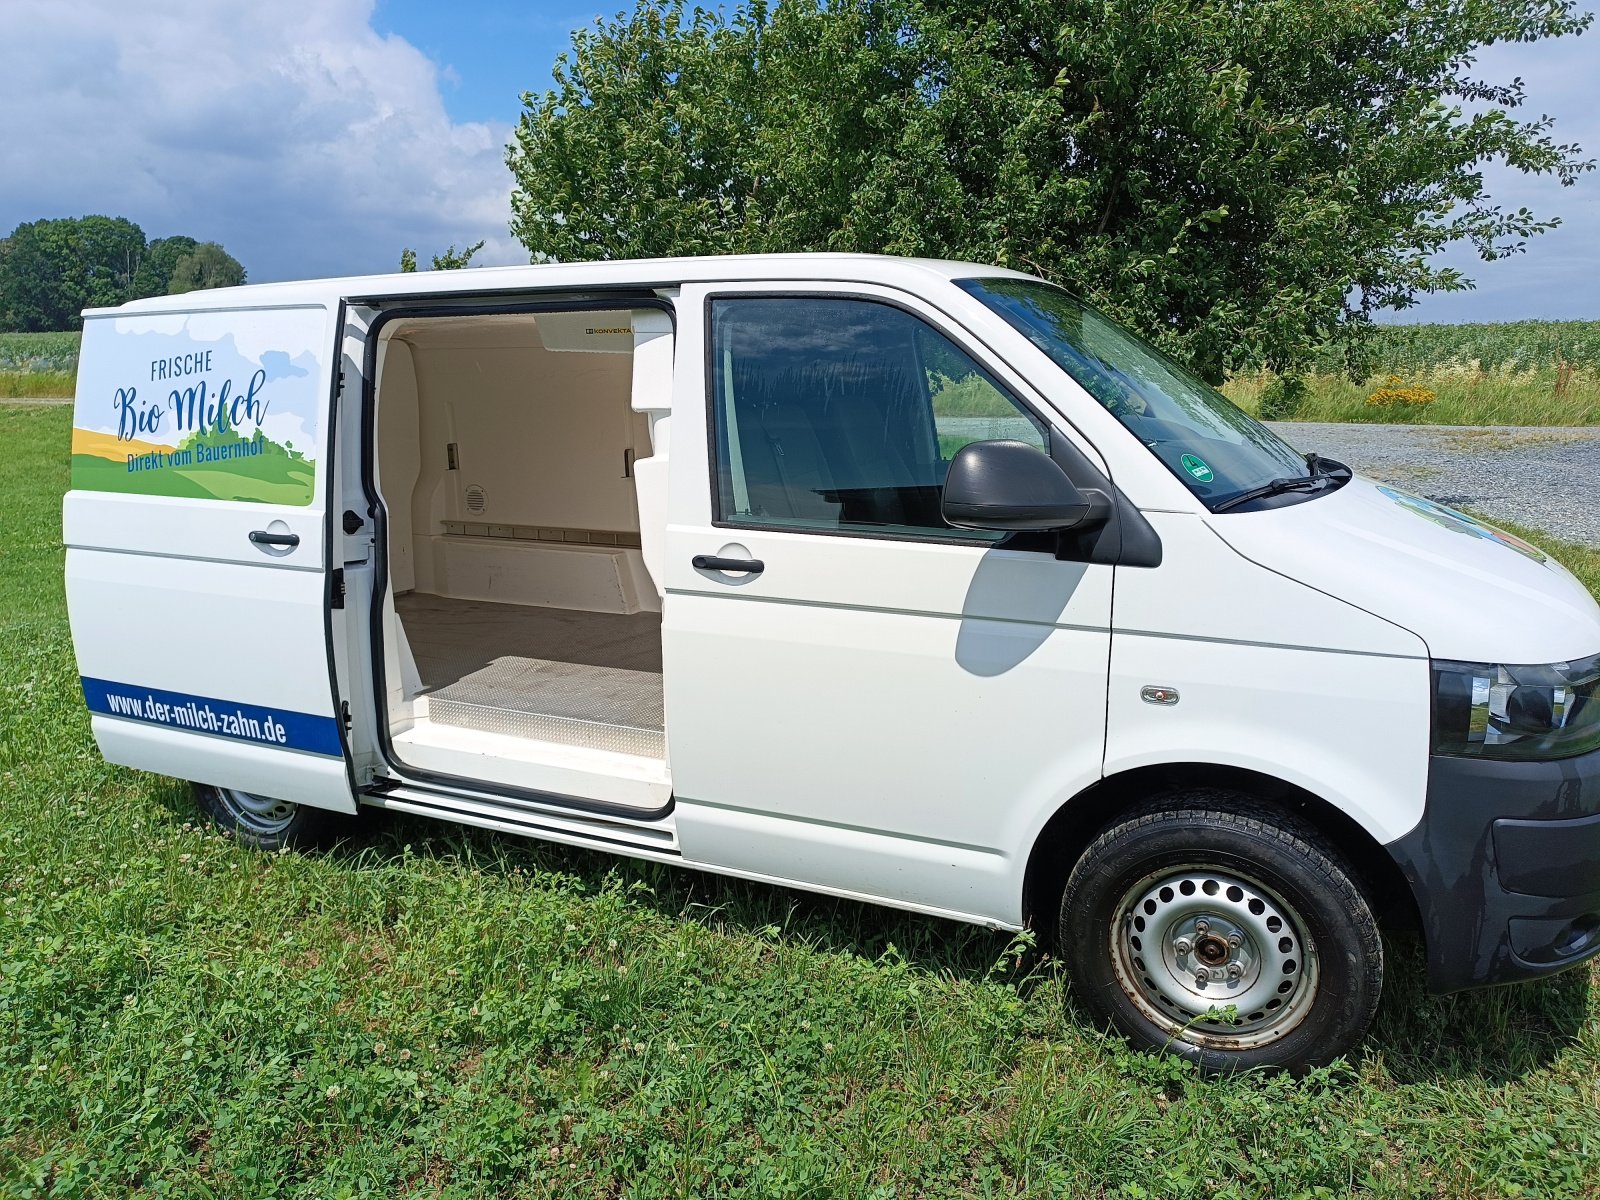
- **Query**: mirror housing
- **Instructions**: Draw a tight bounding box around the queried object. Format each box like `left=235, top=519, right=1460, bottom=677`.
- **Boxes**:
left=942, top=439, right=1109, bottom=532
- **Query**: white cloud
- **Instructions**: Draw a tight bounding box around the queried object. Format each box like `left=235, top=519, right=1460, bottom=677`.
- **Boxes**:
left=0, top=0, right=524, bottom=284
left=1383, top=28, right=1600, bottom=322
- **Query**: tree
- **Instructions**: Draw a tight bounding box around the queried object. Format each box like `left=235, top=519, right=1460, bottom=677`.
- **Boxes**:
left=0, top=215, right=146, bottom=331
left=131, top=235, right=199, bottom=298
left=0, top=221, right=74, bottom=331
left=167, top=242, right=246, bottom=294
left=507, top=0, right=1592, bottom=377
left=0, top=220, right=246, bottom=329
left=399, top=241, right=486, bottom=271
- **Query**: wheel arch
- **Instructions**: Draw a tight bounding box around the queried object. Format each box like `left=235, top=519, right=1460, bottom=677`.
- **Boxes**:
left=1022, top=763, right=1420, bottom=947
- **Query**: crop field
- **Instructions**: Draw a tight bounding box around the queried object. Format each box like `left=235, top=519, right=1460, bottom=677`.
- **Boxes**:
left=0, top=332, right=80, bottom=399
left=1225, top=319, right=1600, bottom=426
left=1332, top=320, right=1600, bottom=373
left=0, top=332, right=80, bottom=373
left=4, top=400, right=1600, bottom=1197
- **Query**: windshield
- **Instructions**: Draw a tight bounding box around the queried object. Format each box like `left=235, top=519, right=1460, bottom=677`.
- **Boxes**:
left=956, top=277, right=1313, bottom=507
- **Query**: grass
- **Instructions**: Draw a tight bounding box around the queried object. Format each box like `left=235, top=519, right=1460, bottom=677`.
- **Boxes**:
left=0, top=333, right=78, bottom=396
left=1225, top=317, right=1600, bottom=425
left=4, top=407, right=1600, bottom=1196
left=1224, top=365, right=1600, bottom=427
left=0, top=371, right=73, bottom=399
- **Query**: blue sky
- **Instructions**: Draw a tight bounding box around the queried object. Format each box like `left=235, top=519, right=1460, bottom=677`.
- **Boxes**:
left=371, top=1, right=591, bottom=125
left=3, top=0, right=1596, bottom=323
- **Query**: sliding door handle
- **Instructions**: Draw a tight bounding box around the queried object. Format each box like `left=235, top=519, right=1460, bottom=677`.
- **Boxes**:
left=249, top=529, right=300, bottom=548
left=693, top=554, right=764, bottom=574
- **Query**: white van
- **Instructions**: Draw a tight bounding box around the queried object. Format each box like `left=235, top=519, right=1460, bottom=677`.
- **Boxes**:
left=65, top=254, right=1600, bottom=1071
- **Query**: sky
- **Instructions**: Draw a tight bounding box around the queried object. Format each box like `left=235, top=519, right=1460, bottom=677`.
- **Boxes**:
left=2, top=0, right=1596, bottom=323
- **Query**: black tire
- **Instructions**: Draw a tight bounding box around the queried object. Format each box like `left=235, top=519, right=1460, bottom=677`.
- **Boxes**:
left=192, top=782, right=354, bottom=851
left=1059, top=791, right=1382, bottom=1074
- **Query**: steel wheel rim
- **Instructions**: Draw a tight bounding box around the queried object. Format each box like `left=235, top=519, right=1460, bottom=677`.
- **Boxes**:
left=1109, top=863, right=1320, bottom=1050
left=215, top=788, right=299, bottom=837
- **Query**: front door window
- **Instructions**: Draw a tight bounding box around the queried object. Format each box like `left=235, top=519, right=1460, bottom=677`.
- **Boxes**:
left=709, top=296, right=1047, bottom=541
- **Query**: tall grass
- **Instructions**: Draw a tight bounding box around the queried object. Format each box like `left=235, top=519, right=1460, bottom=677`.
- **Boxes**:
left=0, top=371, right=74, bottom=399
left=1225, top=363, right=1600, bottom=426
left=3, top=402, right=1600, bottom=1197
left=1228, top=319, right=1600, bottom=425
left=0, top=333, right=81, bottom=399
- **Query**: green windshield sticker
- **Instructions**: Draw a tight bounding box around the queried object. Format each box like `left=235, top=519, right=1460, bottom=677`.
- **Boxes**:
left=1180, top=453, right=1214, bottom=484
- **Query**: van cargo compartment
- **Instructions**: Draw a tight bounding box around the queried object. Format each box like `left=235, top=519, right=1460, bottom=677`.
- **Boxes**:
left=398, top=594, right=663, bottom=759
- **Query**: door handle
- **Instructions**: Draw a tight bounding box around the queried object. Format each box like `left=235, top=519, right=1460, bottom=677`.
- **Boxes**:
left=249, top=530, right=301, bottom=548
left=693, top=554, right=764, bottom=574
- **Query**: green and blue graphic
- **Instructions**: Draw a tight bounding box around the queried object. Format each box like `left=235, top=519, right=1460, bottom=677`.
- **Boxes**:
left=71, top=310, right=325, bottom=505
left=1376, top=485, right=1548, bottom=565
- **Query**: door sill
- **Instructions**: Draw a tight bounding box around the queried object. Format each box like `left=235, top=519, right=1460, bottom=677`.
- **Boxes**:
left=388, top=719, right=670, bottom=815
left=366, top=778, right=679, bottom=856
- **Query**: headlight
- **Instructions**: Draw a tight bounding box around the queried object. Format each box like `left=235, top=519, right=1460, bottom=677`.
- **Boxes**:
left=1432, top=654, right=1600, bottom=760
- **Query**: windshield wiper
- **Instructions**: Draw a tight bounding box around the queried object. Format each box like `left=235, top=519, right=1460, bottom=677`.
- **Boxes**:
left=1305, top=451, right=1352, bottom=480
left=1213, top=474, right=1327, bottom=512
left=1213, top=452, right=1352, bottom=513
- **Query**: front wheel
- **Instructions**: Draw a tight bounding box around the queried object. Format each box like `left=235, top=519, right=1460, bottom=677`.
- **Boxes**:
left=192, top=783, right=352, bottom=851
left=1059, top=794, right=1383, bottom=1074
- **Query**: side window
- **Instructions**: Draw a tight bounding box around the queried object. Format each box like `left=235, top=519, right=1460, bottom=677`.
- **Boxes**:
left=710, top=297, right=1048, bottom=539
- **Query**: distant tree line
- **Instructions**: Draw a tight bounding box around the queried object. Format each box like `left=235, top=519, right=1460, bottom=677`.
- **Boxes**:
left=0, top=216, right=247, bottom=332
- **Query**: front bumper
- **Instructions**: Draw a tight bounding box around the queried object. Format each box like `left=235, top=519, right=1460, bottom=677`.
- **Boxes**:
left=1387, top=745, right=1600, bottom=993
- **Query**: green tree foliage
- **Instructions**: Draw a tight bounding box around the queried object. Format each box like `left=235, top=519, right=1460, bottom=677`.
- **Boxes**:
left=167, top=242, right=247, bottom=295
left=507, top=0, right=1592, bottom=378
left=399, top=241, right=486, bottom=272
left=0, top=216, right=146, bottom=331
left=131, top=236, right=199, bottom=298
left=0, top=219, right=245, bottom=330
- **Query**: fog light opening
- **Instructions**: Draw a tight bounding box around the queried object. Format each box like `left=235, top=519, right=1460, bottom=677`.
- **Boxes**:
left=1556, top=915, right=1600, bottom=958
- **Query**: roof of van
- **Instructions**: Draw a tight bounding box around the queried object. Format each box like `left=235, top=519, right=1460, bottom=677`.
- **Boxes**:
left=89, top=253, right=1036, bottom=317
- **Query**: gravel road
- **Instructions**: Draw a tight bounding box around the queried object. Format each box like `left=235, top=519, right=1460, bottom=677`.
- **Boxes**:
left=1271, top=422, right=1600, bottom=548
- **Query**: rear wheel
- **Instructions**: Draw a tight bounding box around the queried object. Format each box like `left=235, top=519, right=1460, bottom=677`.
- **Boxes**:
left=193, top=783, right=351, bottom=851
left=1059, top=793, right=1382, bottom=1074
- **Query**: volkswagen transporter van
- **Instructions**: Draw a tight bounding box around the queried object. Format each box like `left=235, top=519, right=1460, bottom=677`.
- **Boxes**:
left=64, top=255, right=1600, bottom=1072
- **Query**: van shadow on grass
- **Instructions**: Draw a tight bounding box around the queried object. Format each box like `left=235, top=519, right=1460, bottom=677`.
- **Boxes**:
left=344, top=805, right=1040, bottom=990
left=157, top=784, right=1590, bottom=1082
left=1366, top=934, right=1591, bottom=1086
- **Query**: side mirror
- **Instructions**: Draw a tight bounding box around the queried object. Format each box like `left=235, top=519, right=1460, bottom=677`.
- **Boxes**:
left=942, top=440, right=1108, bottom=532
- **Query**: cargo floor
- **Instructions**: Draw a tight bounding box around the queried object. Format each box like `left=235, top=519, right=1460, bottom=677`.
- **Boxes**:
left=395, top=593, right=664, bottom=758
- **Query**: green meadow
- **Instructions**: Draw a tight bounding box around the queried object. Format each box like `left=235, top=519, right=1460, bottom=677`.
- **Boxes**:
left=69, top=451, right=315, bottom=506
left=4, top=401, right=1600, bottom=1197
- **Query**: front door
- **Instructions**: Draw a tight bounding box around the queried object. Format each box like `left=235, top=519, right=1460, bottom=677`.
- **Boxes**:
left=662, top=283, right=1113, bottom=923
left=64, top=301, right=356, bottom=812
